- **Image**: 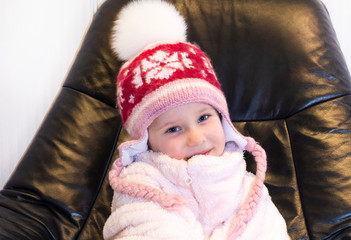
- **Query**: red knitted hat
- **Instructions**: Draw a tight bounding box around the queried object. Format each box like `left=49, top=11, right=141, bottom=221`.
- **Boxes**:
left=111, top=0, right=248, bottom=165
left=109, top=1, right=267, bottom=238
left=117, top=42, right=228, bottom=140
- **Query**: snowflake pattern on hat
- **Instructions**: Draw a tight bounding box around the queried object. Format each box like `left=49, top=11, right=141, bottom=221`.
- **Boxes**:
left=116, top=42, right=221, bottom=126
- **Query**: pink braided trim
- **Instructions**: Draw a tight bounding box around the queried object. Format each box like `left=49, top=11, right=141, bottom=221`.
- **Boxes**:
left=109, top=158, right=188, bottom=211
left=227, top=137, right=267, bottom=239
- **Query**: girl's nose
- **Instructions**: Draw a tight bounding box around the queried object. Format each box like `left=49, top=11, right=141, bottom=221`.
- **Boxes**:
left=186, top=128, right=205, bottom=147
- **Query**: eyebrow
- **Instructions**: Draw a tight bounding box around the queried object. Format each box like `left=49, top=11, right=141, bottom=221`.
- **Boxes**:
left=195, top=105, right=217, bottom=116
left=153, top=105, right=216, bottom=131
left=198, top=105, right=214, bottom=112
left=157, top=119, right=179, bottom=131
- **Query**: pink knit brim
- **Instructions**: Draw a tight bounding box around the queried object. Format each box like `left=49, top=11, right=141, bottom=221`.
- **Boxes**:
left=125, top=78, right=226, bottom=138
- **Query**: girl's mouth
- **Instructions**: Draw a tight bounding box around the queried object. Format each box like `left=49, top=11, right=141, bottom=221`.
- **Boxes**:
left=196, top=149, right=211, bottom=156
left=187, top=149, right=212, bottom=159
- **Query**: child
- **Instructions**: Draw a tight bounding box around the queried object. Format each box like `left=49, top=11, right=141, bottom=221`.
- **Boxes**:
left=103, top=0, right=290, bottom=239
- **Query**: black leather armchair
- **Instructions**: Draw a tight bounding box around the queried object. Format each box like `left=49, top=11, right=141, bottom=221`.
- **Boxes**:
left=1, top=0, right=350, bottom=239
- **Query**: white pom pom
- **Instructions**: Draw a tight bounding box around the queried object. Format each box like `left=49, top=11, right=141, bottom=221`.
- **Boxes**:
left=111, top=0, right=187, bottom=61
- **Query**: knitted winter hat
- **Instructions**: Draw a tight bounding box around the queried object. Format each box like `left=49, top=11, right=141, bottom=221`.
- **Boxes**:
left=109, top=1, right=267, bottom=238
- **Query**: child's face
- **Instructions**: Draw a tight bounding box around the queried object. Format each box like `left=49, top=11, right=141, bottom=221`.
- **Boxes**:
left=148, top=103, right=226, bottom=160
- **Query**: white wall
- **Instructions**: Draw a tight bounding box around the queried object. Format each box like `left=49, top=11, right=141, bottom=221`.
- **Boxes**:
left=322, top=0, right=351, bottom=73
left=0, top=0, right=350, bottom=188
left=0, top=0, right=105, bottom=188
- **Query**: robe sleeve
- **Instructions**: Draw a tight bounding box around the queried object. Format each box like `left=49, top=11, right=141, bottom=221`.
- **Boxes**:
left=103, top=160, right=204, bottom=240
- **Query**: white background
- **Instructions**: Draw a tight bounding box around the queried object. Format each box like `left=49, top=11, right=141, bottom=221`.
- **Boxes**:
left=0, top=0, right=350, bottom=188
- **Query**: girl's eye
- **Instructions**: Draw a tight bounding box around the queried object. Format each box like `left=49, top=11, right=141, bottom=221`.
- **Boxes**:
left=198, top=114, right=209, bottom=123
left=166, top=127, right=180, bottom=133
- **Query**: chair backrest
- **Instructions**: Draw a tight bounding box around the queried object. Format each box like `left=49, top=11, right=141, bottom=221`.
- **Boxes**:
left=1, top=0, right=350, bottom=239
